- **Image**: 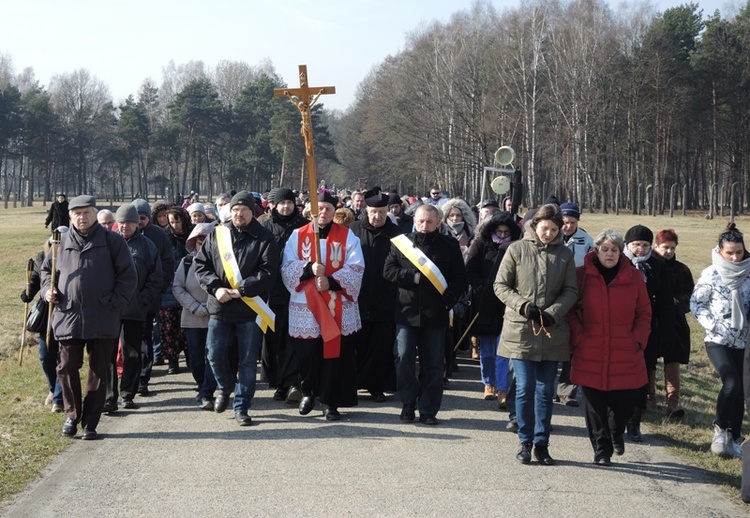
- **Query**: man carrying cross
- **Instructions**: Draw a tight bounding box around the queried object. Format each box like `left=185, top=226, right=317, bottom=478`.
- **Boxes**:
left=281, top=191, right=364, bottom=421
left=194, top=191, right=279, bottom=426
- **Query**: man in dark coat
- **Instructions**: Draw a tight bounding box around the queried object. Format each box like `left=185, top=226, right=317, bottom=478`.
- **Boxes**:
left=388, top=193, right=413, bottom=234
left=383, top=204, right=468, bottom=425
left=45, top=194, right=70, bottom=231
left=132, top=198, right=175, bottom=392
left=261, top=187, right=308, bottom=403
left=195, top=191, right=279, bottom=426
left=41, top=195, right=137, bottom=440
left=104, top=204, right=163, bottom=412
left=350, top=187, right=403, bottom=402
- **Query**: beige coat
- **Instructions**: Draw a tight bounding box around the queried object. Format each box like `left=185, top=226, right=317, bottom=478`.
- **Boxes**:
left=493, top=225, right=578, bottom=362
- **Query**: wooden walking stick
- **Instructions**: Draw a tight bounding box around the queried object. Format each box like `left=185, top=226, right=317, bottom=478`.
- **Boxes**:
left=274, top=65, right=335, bottom=265
left=19, top=257, right=35, bottom=366
left=45, top=228, right=62, bottom=352
left=453, top=312, right=480, bottom=352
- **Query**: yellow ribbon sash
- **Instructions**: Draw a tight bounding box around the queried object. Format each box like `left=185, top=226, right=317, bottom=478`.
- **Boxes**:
left=390, top=234, right=448, bottom=295
left=215, top=225, right=276, bottom=333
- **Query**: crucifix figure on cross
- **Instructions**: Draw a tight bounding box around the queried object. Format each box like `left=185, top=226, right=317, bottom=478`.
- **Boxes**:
left=274, top=65, right=336, bottom=266
left=274, top=65, right=335, bottom=158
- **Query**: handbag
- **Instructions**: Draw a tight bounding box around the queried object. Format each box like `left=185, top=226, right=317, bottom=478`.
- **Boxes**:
left=25, top=297, right=49, bottom=333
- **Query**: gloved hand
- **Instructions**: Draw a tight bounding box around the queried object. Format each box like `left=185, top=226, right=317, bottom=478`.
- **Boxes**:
left=541, top=311, right=555, bottom=327
left=521, top=302, right=541, bottom=321
left=20, top=290, right=31, bottom=303
left=195, top=304, right=210, bottom=318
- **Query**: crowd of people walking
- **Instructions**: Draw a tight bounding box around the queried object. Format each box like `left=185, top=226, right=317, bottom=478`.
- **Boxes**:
left=23, top=187, right=750, bottom=481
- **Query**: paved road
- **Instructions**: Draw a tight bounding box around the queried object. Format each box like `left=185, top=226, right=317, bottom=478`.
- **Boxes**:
left=2, top=357, right=745, bottom=517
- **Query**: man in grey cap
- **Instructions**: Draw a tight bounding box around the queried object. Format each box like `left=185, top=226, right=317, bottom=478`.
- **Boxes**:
left=41, top=195, right=137, bottom=439
left=132, top=198, right=175, bottom=392
left=195, top=191, right=279, bottom=426
left=104, top=204, right=163, bottom=412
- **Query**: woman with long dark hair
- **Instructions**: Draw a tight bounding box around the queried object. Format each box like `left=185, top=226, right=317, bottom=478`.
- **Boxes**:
left=691, top=223, right=750, bottom=459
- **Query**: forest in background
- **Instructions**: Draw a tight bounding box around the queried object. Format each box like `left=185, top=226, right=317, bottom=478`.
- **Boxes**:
left=0, top=0, right=749, bottom=213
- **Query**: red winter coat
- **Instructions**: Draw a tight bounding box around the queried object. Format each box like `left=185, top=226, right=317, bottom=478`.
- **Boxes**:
left=568, top=251, right=652, bottom=391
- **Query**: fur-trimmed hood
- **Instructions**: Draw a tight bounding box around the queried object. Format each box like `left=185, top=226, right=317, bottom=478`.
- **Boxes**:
left=440, top=198, right=477, bottom=236
left=478, top=212, right=521, bottom=243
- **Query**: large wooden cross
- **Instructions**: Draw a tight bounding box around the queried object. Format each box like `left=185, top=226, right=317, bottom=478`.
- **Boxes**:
left=274, top=65, right=335, bottom=265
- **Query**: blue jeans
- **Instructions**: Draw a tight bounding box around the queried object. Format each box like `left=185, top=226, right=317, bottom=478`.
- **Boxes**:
left=39, top=335, right=62, bottom=405
left=206, top=318, right=261, bottom=412
left=394, top=324, right=445, bottom=417
left=512, top=359, right=558, bottom=446
left=478, top=334, right=508, bottom=389
left=186, top=327, right=217, bottom=400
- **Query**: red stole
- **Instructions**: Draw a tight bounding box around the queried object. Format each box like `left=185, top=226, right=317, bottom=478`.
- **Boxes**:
left=297, top=222, right=348, bottom=358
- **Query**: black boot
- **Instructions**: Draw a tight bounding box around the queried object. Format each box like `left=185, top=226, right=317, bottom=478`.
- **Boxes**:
left=626, top=408, right=643, bottom=443
left=168, top=358, right=180, bottom=375
left=516, top=441, right=532, bottom=464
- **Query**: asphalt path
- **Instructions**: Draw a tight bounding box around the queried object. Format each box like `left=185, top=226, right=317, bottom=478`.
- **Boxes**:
left=2, top=355, right=745, bottom=517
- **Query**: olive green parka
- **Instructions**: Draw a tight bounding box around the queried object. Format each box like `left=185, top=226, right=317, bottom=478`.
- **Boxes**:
left=493, top=223, right=578, bottom=362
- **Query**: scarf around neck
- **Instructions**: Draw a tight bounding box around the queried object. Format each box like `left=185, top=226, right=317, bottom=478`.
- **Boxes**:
left=624, top=248, right=652, bottom=281
left=712, top=247, right=750, bottom=330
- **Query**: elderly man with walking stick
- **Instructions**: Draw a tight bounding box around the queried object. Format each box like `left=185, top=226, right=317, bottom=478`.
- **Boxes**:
left=42, top=195, right=136, bottom=440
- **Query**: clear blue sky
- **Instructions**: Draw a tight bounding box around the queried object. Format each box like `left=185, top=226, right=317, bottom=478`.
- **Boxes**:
left=0, top=0, right=741, bottom=111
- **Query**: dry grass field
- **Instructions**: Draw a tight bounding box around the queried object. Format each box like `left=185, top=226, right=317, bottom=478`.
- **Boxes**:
left=0, top=202, right=748, bottom=502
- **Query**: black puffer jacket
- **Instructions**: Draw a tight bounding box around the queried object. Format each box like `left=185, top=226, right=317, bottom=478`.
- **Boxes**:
left=383, top=229, right=467, bottom=327
left=194, top=219, right=279, bottom=323
left=262, top=208, right=309, bottom=306
left=465, top=213, right=520, bottom=336
left=350, top=218, right=402, bottom=322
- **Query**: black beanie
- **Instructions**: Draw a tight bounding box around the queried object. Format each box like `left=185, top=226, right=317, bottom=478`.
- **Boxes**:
left=230, top=190, right=256, bottom=210
left=275, top=188, right=296, bottom=204
left=624, top=224, right=653, bottom=244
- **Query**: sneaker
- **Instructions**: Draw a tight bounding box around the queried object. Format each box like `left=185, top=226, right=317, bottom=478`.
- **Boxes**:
left=711, top=424, right=728, bottom=456
left=44, top=392, right=54, bottom=406
left=727, top=436, right=743, bottom=459
left=51, top=403, right=64, bottom=413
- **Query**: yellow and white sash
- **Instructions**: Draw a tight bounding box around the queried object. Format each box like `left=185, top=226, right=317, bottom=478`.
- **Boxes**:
left=391, top=234, right=448, bottom=295
left=215, top=225, right=275, bottom=333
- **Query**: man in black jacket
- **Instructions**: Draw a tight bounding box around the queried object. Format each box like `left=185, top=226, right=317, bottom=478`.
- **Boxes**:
left=195, top=191, right=279, bottom=426
left=350, top=188, right=402, bottom=402
left=132, top=198, right=175, bottom=391
left=104, top=204, right=163, bottom=412
left=261, top=187, right=308, bottom=403
left=45, top=194, right=69, bottom=231
left=383, top=204, right=467, bottom=425
left=388, top=193, right=413, bottom=234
